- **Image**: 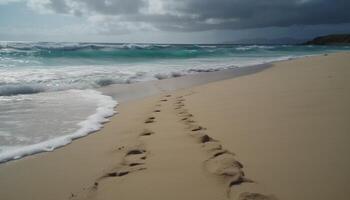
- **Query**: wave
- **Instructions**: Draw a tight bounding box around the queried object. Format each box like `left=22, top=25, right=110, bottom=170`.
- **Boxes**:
left=0, top=42, right=232, bottom=60
left=0, top=89, right=117, bottom=163
left=1, top=42, right=349, bottom=97
left=0, top=48, right=221, bottom=60
left=95, top=78, right=115, bottom=87
left=2, top=42, right=349, bottom=61
left=0, top=55, right=302, bottom=97
left=235, top=45, right=276, bottom=51
left=0, top=42, right=175, bottom=52
left=0, top=69, right=150, bottom=96
left=0, top=42, right=221, bottom=51
left=154, top=72, right=184, bottom=80
left=0, top=80, right=125, bottom=96
left=0, top=84, right=45, bottom=96
left=187, top=68, right=222, bottom=72
left=153, top=66, right=233, bottom=80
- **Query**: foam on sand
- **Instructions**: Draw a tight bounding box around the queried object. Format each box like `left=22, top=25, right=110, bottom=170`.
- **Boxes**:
left=0, top=89, right=117, bottom=163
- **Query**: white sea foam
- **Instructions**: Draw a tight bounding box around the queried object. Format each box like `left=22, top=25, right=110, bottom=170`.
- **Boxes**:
left=0, top=89, right=117, bottom=163
left=0, top=55, right=304, bottom=97
left=236, top=45, right=276, bottom=51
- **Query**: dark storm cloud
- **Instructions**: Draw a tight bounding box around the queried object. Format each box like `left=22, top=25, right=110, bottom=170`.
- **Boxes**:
left=153, top=0, right=350, bottom=31
left=48, top=0, right=69, bottom=13
left=33, top=0, right=350, bottom=32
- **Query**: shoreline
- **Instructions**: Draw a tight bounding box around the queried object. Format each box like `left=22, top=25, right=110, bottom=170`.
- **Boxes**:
left=0, top=52, right=333, bottom=164
left=0, top=52, right=349, bottom=200
left=0, top=50, right=305, bottom=164
left=99, top=53, right=330, bottom=103
left=0, top=60, right=273, bottom=164
left=98, top=62, right=273, bottom=103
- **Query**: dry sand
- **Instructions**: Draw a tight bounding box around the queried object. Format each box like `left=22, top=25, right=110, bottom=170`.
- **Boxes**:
left=0, top=52, right=349, bottom=200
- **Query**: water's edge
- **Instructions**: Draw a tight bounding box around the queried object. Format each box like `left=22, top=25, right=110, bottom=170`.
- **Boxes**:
left=0, top=53, right=328, bottom=164
left=98, top=62, right=273, bottom=103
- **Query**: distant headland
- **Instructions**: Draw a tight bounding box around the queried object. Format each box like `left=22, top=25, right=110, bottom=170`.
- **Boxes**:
left=304, top=34, right=350, bottom=45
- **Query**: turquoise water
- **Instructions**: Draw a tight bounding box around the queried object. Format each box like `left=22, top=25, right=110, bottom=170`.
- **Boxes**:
left=0, top=42, right=349, bottom=163
left=1, top=42, right=349, bottom=95
left=1, top=42, right=349, bottom=66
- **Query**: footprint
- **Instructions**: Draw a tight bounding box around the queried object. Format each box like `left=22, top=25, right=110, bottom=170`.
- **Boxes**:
left=175, top=102, right=185, bottom=106
left=207, top=146, right=236, bottom=158
left=154, top=109, right=161, bottom=113
left=190, top=125, right=203, bottom=131
left=145, top=117, right=155, bottom=123
left=165, top=95, right=171, bottom=97
left=184, top=119, right=196, bottom=124
left=238, top=192, right=277, bottom=200
left=85, top=151, right=149, bottom=200
left=106, top=171, right=130, bottom=177
left=103, top=164, right=146, bottom=179
left=128, top=162, right=144, bottom=167
left=180, top=113, right=193, bottom=118
left=205, top=153, right=246, bottom=182
left=177, top=109, right=187, bottom=114
left=126, top=149, right=146, bottom=156
left=202, top=141, right=223, bottom=152
left=199, top=134, right=214, bottom=143
left=140, top=129, right=155, bottom=136
left=174, top=104, right=185, bottom=109
left=229, top=175, right=252, bottom=187
left=100, top=163, right=146, bottom=181
left=102, top=144, right=148, bottom=179
left=177, top=109, right=188, bottom=115
left=160, top=99, right=168, bottom=102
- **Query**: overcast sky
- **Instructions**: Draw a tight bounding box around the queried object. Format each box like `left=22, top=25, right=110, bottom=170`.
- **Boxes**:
left=1, top=0, right=350, bottom=43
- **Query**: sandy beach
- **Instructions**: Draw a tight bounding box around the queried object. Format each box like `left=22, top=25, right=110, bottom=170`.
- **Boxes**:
left=0, top=52, right=349, bottom=200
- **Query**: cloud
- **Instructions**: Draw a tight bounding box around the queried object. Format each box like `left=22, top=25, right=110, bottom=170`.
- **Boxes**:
left=27, top=0, right=147, bottom=15
left=25, top=0, right=350, bottom=34
left=0, top=0, right=22, bottom=4
left=87, top=15, right=157, bottom=34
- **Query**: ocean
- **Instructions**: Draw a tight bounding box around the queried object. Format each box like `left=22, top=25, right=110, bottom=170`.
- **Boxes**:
left=0, top=41, right=349, bottom=162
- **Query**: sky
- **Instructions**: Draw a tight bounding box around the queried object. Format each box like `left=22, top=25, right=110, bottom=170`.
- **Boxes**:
left=0, top=0, right=350, bottom=43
